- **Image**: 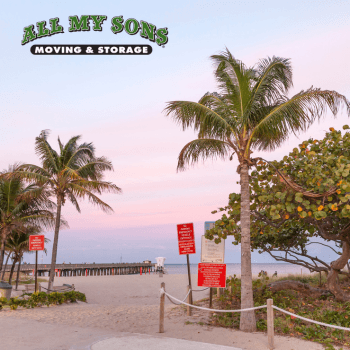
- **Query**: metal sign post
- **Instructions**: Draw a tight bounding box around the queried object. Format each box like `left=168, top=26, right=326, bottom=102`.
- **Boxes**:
left=35, top=251, right=38, bottom=292
left=186, top=254, right=193, bottom=304
left=29, top=235, right=45, bottom=293
left=177, top=223, right=196, bottom=306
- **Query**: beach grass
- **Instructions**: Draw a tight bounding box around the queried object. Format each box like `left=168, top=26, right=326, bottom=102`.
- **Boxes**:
left=207, top=273, right=350, bottom=349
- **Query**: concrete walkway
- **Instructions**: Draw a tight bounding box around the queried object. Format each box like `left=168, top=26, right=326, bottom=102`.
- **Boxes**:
left=91, top=333, right=242, bottom=350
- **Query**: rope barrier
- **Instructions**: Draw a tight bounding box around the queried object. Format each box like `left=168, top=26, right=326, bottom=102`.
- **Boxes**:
left=273, top=306, right=350, bottom=332
left=191, top=287, right=210, bottom=292
left=165, top=289, right=192, bottom=305
left=160, top=288, right=266, bottom=313
left=161, top=287, right=210, bottom=305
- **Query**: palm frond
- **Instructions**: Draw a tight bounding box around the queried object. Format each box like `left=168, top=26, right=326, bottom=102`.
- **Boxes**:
left=67, top=184, right=114, bottom=213
left=211, top=49, right=254, bottom=119
left=75, top=157, right=114, bottom=180
left=246, top=57, right=293, bottom=127
left=70, top=179, right=122, bottom=195
left=249, top=87, right=350, bottom=151
left=177, top=138, right=233, bottom=172
left=164, top=100, right=235, bottom=139
left=35, top=130, right=60, bottom=174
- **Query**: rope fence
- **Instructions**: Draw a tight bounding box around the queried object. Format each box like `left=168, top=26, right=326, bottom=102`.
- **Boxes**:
left=159, top=283, right=350, bottom=350
left=272, top=306, right=350, bottom=332
left=164, top=287, right=211, bottom=305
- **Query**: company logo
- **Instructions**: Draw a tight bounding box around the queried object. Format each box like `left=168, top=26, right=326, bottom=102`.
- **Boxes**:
left=22, top=15, right=168, bottom=55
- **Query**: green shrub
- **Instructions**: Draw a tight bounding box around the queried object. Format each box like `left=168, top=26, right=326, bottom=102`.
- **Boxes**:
left=0, top=290, right=86, bottom=310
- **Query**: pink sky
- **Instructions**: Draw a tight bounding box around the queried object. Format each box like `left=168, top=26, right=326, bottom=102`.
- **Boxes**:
left=2, top=1, right=350, bottom=262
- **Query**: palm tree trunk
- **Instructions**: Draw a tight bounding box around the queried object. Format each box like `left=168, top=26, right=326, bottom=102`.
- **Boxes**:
left=239, top=162, right=256, bottom=332
left=1, top=252, right=11, bottom=281
left=0, top=233, right=7, bottom=274
left=15, top=254, right=22, bottom=290
left=8, top=256, right=17, bottom=285
left=48, top=195, right=62, bottom=291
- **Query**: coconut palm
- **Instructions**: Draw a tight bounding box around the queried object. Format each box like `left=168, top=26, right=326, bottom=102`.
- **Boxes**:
left=164, top=49, right=350, bottom=331
left=0, top=169, right=56, bottom=275
left=14, top=131, right=122, bottom=290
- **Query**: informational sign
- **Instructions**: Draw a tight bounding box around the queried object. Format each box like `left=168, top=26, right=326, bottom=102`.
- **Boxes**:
left=29, top=235, right=45, bottom=251
left=198, top=263, right=226, bottom=288
left=178, top=240, right=196, bottom=255
left=177, top=223, right=196, bottom=255
left=201, top=221, right=225, bottom=263
left=201, top=236, right=225, bottom=263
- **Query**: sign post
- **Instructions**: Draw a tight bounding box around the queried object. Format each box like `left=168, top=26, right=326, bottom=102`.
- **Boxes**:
left=177, top=223, right=196, bottom=307
left=29, top=235, right=45, bottom=292
left=203, top=221, right=226, bottom=308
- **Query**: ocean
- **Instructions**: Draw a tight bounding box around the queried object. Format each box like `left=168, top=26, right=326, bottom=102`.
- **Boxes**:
left=164, top=263, right=311, bottom=276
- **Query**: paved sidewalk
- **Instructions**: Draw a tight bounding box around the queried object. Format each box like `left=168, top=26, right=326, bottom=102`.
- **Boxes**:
left=91, top=333, right=242, bottom=350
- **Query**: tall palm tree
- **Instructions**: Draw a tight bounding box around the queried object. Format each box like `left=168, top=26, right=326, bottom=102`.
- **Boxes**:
left=0, top=168, right=56, bottom=275
left=164, top=49, right=350, bottom=331
left=15, top=131, right=122, bottom=290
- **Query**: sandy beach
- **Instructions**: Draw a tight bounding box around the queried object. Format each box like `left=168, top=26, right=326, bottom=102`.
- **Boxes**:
left=0, top=274, right=326, bottom=350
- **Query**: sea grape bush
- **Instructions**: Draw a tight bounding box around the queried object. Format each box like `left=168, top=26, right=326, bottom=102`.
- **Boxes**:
left=208, top=125, right=350, bottom=246
left=207, top=126, right=350, bottom=301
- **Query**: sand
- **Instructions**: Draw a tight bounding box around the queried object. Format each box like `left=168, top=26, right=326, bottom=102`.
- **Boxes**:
left=0, top=274, right=328, bottom=350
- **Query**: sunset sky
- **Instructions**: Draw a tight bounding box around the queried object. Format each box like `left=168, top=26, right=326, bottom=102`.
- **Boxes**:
left=1, top=0, right=350, bottom=264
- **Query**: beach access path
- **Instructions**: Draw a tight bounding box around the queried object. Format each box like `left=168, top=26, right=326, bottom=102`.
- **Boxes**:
left=0, top=274, right=325, bottom=350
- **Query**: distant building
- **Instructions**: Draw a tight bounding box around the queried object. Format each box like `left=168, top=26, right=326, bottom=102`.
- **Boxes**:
left=143, top=260, right=151, bottom=264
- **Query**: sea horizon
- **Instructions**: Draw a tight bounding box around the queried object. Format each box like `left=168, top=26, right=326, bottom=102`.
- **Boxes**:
left=163, top=262, right=313, bottom=275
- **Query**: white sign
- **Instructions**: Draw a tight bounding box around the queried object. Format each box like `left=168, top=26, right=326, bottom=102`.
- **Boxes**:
left=201, top=219, right=225, bottom=264
left=201, top=236, right=225, bottom=263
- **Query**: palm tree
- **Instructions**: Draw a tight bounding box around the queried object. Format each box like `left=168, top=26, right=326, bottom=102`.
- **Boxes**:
left=164, top=49, right=350, bottom=331
left=15, top=131, right=122, bottom=290
left=0, top=168, right=56, bottom=275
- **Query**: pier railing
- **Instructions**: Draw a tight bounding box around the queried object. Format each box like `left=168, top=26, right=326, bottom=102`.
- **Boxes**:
left=4, top=263, right=154, bottom=277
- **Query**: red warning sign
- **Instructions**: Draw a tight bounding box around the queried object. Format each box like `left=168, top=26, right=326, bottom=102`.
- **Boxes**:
left=178, top=240, right=196, bottom=255
left=177, top=223, right=196, bottom=255
left=198, top=263, right=226, bottom=288
left=29, top=235, right=45, bottom=251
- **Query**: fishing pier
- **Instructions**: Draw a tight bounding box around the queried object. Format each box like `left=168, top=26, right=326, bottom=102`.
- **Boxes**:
left=6, top=262, right=154, bottom=277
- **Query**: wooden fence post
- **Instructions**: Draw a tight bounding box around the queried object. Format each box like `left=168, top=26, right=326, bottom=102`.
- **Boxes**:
left=187, top=285, right=191, bottom=316
left=159, top=282, right=165, bottom=333
left=217, top=287, right=221, bottom=298
left=267, top=298, right=274, bottom=350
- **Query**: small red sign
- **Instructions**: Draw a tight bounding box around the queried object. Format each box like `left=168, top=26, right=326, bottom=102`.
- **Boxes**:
left=29, top=235, right=45, bottom=251
left=178, top=240, right=196, bottom=255
left=177, top=223, right=196, bottom=255
left=177, top=223, right=194, bottom=241
left=198, top=263, right=226, bottom=288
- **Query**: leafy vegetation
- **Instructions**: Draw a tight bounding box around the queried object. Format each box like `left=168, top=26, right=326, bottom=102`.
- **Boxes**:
left=211, top=274, right=350, bottom=348
left=207, top=126, right=350, bottom=302
left=0, top=290, right=86, bottom=310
